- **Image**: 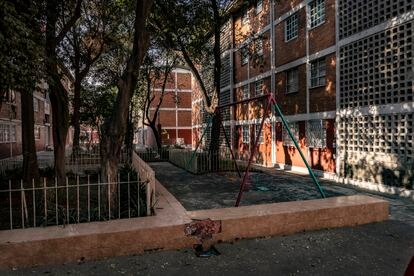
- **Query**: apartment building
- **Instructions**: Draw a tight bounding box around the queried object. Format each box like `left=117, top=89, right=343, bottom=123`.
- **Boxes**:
left=192, top=0, right=413, bottom=189
left=0, top=88, right=52, bottom=159
left=143, top=67, right=193, bottom=147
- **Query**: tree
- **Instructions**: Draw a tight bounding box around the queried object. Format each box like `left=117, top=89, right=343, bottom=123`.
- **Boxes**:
left=152, top=0, right=232, bottom=169
left=45, top=0, right=83, bottom=184
left=60, top=0, right=114, bottom=155
left=99, top=0, right=153, bottom=214
left=1, top=0, right=44, bottom=184
left=139, top=46, right=177, bottom=149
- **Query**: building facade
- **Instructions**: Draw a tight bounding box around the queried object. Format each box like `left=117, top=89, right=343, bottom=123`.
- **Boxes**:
left=0, top=88, right=52, bottom=159
left=143, top=67, right=193, bottom=147
left=192, top=0, right=413, bottom=189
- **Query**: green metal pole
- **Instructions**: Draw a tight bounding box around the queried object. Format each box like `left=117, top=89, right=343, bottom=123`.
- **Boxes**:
left=273, top=102, right=326, bottom=198
left=186, top=114, right=213, bottom=172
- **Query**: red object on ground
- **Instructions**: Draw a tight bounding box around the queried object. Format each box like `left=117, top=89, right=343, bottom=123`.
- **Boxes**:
left=405, top=256, right=414, bottom=276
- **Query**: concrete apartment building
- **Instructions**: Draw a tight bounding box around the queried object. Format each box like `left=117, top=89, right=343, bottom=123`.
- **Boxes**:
left=192, top=0, right=413, bottom=189
left=0, top=88, right=52, bottom=159
left=143, top=67, right=193, bottom=147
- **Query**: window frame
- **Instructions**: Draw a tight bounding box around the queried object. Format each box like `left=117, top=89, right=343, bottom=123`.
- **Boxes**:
left=310, top=58, right=326, bottom=88
left=256, top=0, right=263, bottom=14
left=241, top=46, right=249, bottom=66
left=34, top=126, right=41, bottom=140
left=256, top=38, right=263, bottom=56
left=242, top=85, right=249, bottom=100
left=286, top=68, right=299, bottom=94
left=309, top=0, right=326, bottom=29
left=242, top=125, right=250, bottom=144
left=33, top=98, right=39, bottom=112
left=306, top=120, right=327, bottom=148
left=282, top=122, right=300, bottom=147
left=285, top=13, right=298, bottom=42
left=254, top=124, right=264, bottom=144
left=255, top=80, right=264, bottom=96
left=0, top=124, right=17, bottom=143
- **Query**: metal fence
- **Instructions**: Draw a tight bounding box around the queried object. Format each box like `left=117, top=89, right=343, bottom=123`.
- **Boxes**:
left=0, top=174, right=148, bottom=231
left=169, top=149, right=242, bottom=174
left=135, top=147, right=169, bottom=162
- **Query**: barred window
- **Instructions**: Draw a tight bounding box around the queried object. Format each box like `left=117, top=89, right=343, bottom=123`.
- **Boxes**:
left=242, top=85, right=249, bottom=99
left=241, top=46, right=248, bottom=65
left=35, top=126, right=41, bottom=140
left=256, top=0, right=263, bottom=14
left=255, top=124, right=264, bottom=144
left=282, top=122, right=299, bottom=147
left=255, top=80, right=264, bottom=96
left=285, top=13, right=298, bottom=41
left=33, top=98, right=39, bottom=112
left=310, top=58, right=326, bottom=88
left=286, top=68, right=299, bottom=93
left=306, top=120, right=327, bottom=148
left=256, top=39, right=263, bottom=56
left=0, top=124, right=16, bottom=143
left=242, top=125, right=250, bottom=143
left=309, top=0, right=325, bottom=29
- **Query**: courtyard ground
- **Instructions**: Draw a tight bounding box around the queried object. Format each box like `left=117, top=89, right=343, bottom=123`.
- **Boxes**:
left=2, top=162, right=413, bottom=275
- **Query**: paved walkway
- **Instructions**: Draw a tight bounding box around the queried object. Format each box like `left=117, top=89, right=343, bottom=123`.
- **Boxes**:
left=150, top=162, right=414, bottom=226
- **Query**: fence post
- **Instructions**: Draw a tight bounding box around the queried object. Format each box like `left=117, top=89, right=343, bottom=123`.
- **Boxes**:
left=9, top=180, right=13, bottom=230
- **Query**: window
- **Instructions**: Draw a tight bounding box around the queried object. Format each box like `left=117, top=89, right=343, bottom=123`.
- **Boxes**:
left=242, top=125, right=250, bottom=143
left=241, top=9, right=249, bottom=25
left=310, top=58, right=326, bottom=88
left=309, top=0, right=325, bottom=29
left=34, top=126, right=41, bottom=140
left=306, top=120, right=326, bottom=148
left=241, top=46, right=248, bottom=65
left=255, top=124, right=264, bottom=144
left=256, top=39, right=263, bottom=56
left=33, top=98, right=39, bottom=112
left=256, top=0, right=263, bottom=14
left=282, top=122, right=299, bottom=147
left=242, top=85, right=249, bottom=99
left=255, top=80, right=264, bottom=96
left=285, top=13, right=298, bottom=41
left=0, top=124, right=16, bottom=143
left=286, top=68, right=299, bottom=93
left=2, top=90, right=16, bottom=104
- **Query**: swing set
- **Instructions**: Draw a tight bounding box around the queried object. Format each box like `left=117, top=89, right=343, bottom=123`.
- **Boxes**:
left=187, top=93, right=326, bottom=207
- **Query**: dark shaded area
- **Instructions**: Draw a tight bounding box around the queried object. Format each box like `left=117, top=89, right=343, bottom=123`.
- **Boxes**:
left=4, top=220, right=413, bottom=275
left=150, top=162, right=342, bottom=211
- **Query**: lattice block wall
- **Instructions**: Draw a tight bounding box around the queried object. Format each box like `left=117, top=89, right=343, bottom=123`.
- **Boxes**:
left=338, top=113, right=414, bottom=188
left=338, top=0, right=413, bottom=39
left=339, top=21, right=413, bottom=109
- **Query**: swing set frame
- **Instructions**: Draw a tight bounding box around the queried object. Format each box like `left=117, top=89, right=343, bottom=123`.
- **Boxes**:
left=188, top=93, right=326, bottom=207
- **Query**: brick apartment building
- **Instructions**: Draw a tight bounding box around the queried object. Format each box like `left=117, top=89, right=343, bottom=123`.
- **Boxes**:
left=142, top=67, right=193, bottom=147
left=0, top=87, right=52, bottom=159
left=192, top=0, right=413, bottom=189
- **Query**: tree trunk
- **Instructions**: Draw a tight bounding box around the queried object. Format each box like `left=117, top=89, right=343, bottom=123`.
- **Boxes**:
left=49, top=83, right=70, bottom=185
left=209, top=0, right=222, bottom=171
left=21, top=89, right=39, bottom=186
left=72, top=79, right=82, bottom=156
left=100, top=0, right=153, bottom=218
left=148, top=122, right=161, bottom=150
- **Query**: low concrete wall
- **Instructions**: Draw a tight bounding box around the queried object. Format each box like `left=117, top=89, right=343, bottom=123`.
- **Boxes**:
left=0, top=186, right=388, bottom=269
left=132, top=152, right=156, bottom=215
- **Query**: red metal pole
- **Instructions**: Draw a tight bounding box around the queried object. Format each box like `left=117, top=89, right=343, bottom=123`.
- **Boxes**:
left=235, top=94, right=272, bottom=207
